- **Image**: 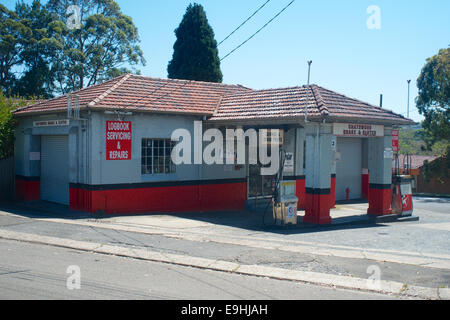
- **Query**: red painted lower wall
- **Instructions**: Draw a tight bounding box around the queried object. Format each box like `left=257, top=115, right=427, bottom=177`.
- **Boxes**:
left=304, top=191, right=332, bottom=225
left=70, top=182, right=247, bottom=215
left=296, top=177, right=335, bottom=211
left=367, top=187, right=392, bottom=216
left=330, top=176, right=336, bottom=209
left=296, top=179, right=306, bottom=209
left=361, top=173, right=369, bottom=199
left=15, top=179, right=40, bottom=202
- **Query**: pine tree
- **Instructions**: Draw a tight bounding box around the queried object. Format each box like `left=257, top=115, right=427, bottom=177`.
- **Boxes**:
left=168, top=4, right=222, bottom=83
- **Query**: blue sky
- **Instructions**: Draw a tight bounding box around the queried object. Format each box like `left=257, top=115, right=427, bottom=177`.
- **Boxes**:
left=3, top=0, right=450, bottom=122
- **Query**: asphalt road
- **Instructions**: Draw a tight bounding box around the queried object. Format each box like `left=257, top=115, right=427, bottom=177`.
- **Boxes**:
left=0, top=238, right=403, bottom=300
left=0, top=196, right=448, bottom=299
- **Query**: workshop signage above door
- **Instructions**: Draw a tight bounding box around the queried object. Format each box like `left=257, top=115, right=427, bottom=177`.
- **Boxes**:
left=33, top=119, right=69, bottom=127
left=106, top=121, right=132, bottom=160
left=333, top=123, right=384, bottom=138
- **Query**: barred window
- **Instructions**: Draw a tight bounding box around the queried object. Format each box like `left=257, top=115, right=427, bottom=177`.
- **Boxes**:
left=141, top=139, right=176, bottom=174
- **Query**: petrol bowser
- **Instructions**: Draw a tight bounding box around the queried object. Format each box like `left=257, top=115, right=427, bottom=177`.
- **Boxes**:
left=392, top=154, right=414, bottom=216
left=273, top=180, right=298, bottom=225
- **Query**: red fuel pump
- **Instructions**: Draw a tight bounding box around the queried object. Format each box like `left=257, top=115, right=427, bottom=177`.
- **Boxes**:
left=392, top=154, right=414, bottom=216
left=345, top=188, right=350, bottom=202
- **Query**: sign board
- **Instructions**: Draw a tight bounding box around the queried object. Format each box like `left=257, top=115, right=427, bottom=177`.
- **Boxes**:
left=384, top=148, right=393, bottom=159
left=331, top=136, right=337, bottom=150
left=261, top=129, right=284, bottom=146
left=287, top=205, right=295, bottom=219
left=401, top=183, right=413, bottom=212
left=33, top=119, right=69, bottom=127
left=392, top=129, right=399, bottom=153
left=280, top=181, right=296, bottom=197
left=284, top=152, right=294, bottom=174
left=106, top=121, right=132, bottom=160
left=333, top=123, right=384, bottom=138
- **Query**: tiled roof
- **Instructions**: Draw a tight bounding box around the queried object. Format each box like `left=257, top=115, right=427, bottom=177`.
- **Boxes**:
left=314, top=86, right=411, bottom=124
left=209, top=84, right=412, bottom=124
left=14, top=74, right=413, bottom=125
left=14, top=74, right=250, bottom=116
left=210, top=86, right=321, bottom=121
left=393, top=155, right=439, bottom=170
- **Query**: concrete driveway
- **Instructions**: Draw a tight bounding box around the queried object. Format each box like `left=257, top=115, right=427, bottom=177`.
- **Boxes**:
left=0, top=196, right=449, bottom=299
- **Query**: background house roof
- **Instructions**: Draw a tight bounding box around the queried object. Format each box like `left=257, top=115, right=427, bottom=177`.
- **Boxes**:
left=14, top=74, right=413, bottom=125
left=393, top=155, right=440, bottom=170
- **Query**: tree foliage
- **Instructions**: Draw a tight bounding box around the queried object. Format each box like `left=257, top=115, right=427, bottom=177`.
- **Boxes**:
left=398, top=127, right=449, bottom=156
left=46, top=0, right=145, bottom=94
left=0, top=92, right=26, bottom=159
left=0, top=0, right=145, bottom=97
left=416, top=47, right=450, bottom=148
left=168, top=3, right=222, bottom=83
left=13, top=0, right=62, bottom=98
left=0, top=3, right=31, bottom=94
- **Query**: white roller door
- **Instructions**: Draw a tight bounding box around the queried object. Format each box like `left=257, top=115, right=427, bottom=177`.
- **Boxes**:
left=336, top=137, right=362, bottom=201
left=41, top=135, right=69, bottom=205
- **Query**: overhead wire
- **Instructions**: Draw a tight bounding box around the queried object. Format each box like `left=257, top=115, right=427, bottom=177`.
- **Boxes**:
left=220, top=0, right=296, bottom=62
left=126, top=1, right=295, bottom=109
left=217, top=0, right=271, bottom=47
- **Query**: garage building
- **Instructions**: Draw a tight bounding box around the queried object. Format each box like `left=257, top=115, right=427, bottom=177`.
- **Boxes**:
left=14, top=74, right=413, bottom=224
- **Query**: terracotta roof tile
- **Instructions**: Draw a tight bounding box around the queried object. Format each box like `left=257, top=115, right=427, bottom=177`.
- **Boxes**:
left=393, top=155, right=439, bottom=170
left=14, top=74, right=250, bottom=116
left=14, top=74, right=413, bottom=125
left=209, top=84, right=413, bottom=124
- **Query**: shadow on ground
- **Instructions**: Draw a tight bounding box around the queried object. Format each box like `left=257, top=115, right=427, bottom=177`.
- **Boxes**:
left=414, top=197, right=450, bottom=204
left=0, top=199, right=402, bottom=235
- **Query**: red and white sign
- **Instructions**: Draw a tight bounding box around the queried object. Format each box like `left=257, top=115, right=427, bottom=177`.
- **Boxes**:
left=392, top=130, right=399, bottom=153
left=402, top=194, right=413, bottom=212
left=401, top=183, right=413, bottom=213
left=333, top=123, right=384, bottom=137
left=106, top=121, right=132, bottom=160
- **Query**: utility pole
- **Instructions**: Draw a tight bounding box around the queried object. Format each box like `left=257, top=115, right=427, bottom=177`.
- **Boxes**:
left=407, top=79, right=411, bottom=119
left=305, top=60, right=312, bottom=122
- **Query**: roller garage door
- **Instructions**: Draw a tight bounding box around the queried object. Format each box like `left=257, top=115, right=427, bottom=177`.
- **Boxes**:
left=336, top=137, right=362, bottom=201
left=41, top=135, right=69, bottom=205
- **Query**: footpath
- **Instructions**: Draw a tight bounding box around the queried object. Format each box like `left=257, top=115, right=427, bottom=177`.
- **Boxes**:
left=0, top=201, right=449, bottom=300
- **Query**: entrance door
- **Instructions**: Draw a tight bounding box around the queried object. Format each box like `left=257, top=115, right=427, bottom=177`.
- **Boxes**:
left=248, top=164, right=277, bottom=199
left=336, top=137, right=362, bottom=201
left=41, top=135, right=69, bottom=205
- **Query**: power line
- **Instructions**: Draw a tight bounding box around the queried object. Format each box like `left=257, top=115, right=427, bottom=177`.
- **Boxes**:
left=129, top=80, right=172, bottom=107
left=130, top=78, right=193, bottom=110
left=217, top=0, right=271, bottom=47
left=126, top=1, right=294, bottom=108
left=147, top=80, right=193, bottom=106
left=220, top=0, right=296, bottom=62
left=127, top=2, right=273, bottom=108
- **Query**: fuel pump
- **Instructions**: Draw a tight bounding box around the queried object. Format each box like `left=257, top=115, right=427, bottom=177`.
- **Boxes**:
left=392, top=154, right=414, bottom=216
left=272, top=148, right=298, bottom=226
